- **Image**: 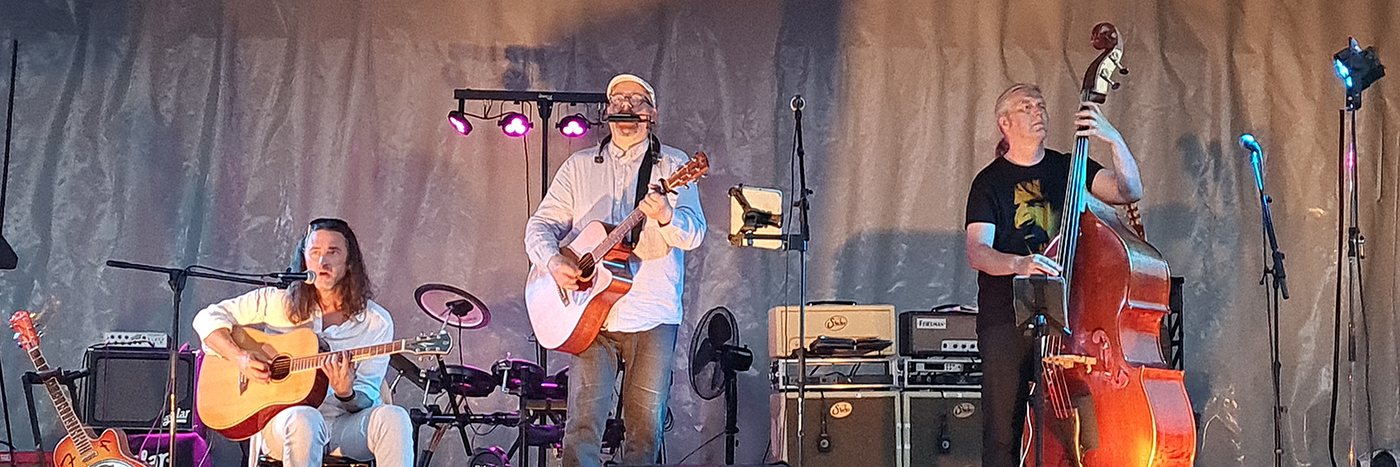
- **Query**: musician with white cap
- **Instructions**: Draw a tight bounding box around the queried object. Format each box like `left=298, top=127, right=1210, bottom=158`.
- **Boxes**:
left=524, top=73, right=706, bottom=466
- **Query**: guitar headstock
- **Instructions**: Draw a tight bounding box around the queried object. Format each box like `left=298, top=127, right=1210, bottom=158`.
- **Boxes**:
left=663, top=152, right=710, bottom=191
left=408, top=330, right=453, bottom=355
left=9, top=311, right=38, bottom=352
left=1081, top=22, right=1128, bottom=103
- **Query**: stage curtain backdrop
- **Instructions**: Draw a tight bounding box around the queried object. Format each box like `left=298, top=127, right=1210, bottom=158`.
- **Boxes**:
left=2, top=1, right=1399, bottom=465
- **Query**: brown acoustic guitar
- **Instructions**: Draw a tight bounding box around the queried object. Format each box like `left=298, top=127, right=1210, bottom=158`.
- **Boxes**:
left=524, top=152, right=709, bottom=354
left=196, top=326, right=451, bottom=440
left=9, top=311, right=149, bottom=467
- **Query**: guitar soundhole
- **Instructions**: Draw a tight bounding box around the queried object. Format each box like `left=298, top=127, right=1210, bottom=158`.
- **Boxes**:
left=92, top=461, right=138, bottom=467
left=269, top=355, right=292, bottom=381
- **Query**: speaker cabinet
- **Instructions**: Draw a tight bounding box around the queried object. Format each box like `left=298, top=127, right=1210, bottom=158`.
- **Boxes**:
left=126, top=432, right=211, bottom=467
left=771, top=391, right=898, bottom=467
left=901, top=391, right=982, bottom=467
left=81, top=347, right=197, bottom=432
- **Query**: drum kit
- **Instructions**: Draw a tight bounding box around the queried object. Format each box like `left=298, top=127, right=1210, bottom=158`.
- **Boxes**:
left=392, top=283, right=568, bottom=467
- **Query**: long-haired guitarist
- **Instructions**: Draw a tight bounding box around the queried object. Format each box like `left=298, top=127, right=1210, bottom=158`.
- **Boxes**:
left=191, top=218, right=413, bottom=467
left=524, top=73, right=706, bottom=467
left=964, top=83, right=1144, bottom=467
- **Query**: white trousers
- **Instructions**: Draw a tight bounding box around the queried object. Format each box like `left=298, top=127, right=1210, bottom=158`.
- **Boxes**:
left=260, top=405, right=414, bottom=467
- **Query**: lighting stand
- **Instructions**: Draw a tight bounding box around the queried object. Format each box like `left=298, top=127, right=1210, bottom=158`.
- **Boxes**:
left=1327, top=37, right=1383, bottom=467
left=452, top=88, right=607, bottom=467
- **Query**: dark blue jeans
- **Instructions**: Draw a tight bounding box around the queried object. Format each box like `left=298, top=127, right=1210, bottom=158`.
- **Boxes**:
left=562, top=324, right=678, bottom=467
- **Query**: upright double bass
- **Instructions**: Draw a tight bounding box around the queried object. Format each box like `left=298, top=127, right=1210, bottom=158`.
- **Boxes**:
left=1025, top=23, right=1196, bottom=467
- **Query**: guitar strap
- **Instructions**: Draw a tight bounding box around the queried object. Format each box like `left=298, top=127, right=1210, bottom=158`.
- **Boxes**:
left=598, top=133, right=662, bottom=247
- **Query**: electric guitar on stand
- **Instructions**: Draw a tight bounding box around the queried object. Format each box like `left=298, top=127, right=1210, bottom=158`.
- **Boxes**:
left=9, top=311, right=149, bottom=467
left=525, top=152, right=709, bottom=354
left=196, top=327, right=452, bottom=440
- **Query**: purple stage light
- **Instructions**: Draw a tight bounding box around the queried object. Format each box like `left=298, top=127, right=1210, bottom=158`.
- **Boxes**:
left=557, top=114, right=590, bottom=137
left=447, top=110, right=472, bottom=136
left=498, top=112, right=533, bottom=137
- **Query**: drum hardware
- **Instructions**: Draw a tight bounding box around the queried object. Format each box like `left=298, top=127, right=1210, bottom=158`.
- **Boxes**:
left=415, top=283, right=491, bottom=330
left=407, top=283, right=570, bottom=466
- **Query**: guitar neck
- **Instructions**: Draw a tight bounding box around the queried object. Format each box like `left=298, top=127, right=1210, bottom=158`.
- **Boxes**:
left=1057, top=130, right=1093, bottom=288
left=23, top=346, right=98, bottom=456
left=284, top=339, right=412, bottom=374
left=588, top=209, right=648, bottom=259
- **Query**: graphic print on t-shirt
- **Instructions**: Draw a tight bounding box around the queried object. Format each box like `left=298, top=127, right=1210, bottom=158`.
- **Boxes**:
left=1013, top=179, right=1058, bottom=254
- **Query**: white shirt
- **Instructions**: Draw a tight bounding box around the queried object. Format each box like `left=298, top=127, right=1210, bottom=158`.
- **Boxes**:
left=191, top=287, right=394, bottom=419
left=524, top=139, right=706, bottom=332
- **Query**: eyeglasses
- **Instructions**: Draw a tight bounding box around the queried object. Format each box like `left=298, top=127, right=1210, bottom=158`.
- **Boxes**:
left=607, top=93, right=653, bottom=109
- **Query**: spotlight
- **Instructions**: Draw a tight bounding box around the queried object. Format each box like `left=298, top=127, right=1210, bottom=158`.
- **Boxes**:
left=499, top=112, right=533, bottom=137
left=557, top=114, right=590, bottom=138
left=447, top=110, right=472, bottom=136
left=1334, top=38, right=1385, bottom=108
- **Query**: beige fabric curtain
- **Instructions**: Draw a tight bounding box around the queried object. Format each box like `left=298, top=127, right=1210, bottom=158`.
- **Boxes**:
left=1, top=0, right=1398, bottom=464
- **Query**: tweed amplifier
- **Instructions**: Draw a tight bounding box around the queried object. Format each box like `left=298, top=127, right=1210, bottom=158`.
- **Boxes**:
left=769, top=302, right=896, bottom=358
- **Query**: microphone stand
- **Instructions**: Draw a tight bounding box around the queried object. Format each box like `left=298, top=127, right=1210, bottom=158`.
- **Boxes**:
left=1245, top=138, right=1288, bottom=467
left=105, top=260, right=283, bottom=467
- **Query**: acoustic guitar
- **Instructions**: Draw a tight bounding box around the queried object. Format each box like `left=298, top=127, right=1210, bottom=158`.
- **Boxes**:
left=524, top=152, right=709, bottom=354
left=9, top=311, right=149, bottom=467
left=196, top=327, right=451, bottom=440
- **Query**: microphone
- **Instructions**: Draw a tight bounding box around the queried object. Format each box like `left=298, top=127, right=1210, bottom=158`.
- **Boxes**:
left=1240, top=134, right=1265, bottom=192
left=790, top=95, right=804, bottom=112
left=1239, top=134, right=1262, bottom=154
left=268, top=270, right=316, bottom=285
left=601, top=113, right=647, bottom=123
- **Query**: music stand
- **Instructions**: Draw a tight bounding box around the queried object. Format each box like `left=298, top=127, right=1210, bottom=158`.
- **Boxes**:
left=1013, top=274, right=1068, bottom=467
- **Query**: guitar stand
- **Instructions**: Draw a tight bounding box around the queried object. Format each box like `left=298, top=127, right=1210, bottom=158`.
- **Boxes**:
left=20, top=368, right=88, bottom=460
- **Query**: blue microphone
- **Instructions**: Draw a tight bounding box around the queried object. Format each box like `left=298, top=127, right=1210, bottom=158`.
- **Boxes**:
left=1239, top=134, right=1262, bottom=154
left=1240, top=134, right=1265, bottom=192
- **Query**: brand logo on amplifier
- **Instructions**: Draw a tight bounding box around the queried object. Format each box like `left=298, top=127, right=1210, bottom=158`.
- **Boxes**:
left=825, top=315, right=848, bottom=331
left=916, top=317, right=946, bottom=329
left=829, top=401, right=853, bottom=419
left=953, top=402, right=976, bottom=419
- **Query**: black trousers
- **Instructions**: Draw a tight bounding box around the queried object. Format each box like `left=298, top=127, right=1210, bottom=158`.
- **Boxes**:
left=978, top=322, right=1035, bottom=467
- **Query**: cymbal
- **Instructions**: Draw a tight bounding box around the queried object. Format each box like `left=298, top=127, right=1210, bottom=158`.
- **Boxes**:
left=414, top=283, right=490, bottom=329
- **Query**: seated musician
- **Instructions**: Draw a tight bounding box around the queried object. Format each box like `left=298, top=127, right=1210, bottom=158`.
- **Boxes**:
left=192, top=218, right=413, bottom=467
left=964, top=84, right=1143, bottom=467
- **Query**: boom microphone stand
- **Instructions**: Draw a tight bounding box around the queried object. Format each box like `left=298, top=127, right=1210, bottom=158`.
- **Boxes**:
left=1241, top=134, right=1288, bottom=467
left=105, top=260, right=283, bottom=467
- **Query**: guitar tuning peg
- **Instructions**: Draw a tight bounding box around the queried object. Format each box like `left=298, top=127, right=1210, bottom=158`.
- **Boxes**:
left=1110, top=82, right=1121, bottom=90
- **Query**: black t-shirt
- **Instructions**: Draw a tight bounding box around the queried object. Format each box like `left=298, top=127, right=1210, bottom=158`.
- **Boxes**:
left=964, top=149, right=1104, bottom=331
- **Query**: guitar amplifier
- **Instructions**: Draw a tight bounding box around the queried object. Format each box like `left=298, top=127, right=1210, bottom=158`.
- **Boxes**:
left=900, top=356, right=982, bottom=389
left=126, top=432, right=211, bottom=467
left=900, top=391, right=982, bottom=467
left=771, top=357, right=898, bottom=391
left=769, top=303, right=896, bottom=358
left=898, top=308, right=978, bottom=357
left=770, top=391, right=899, bottom=467
left=81, top=346, right=197, bottom=432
